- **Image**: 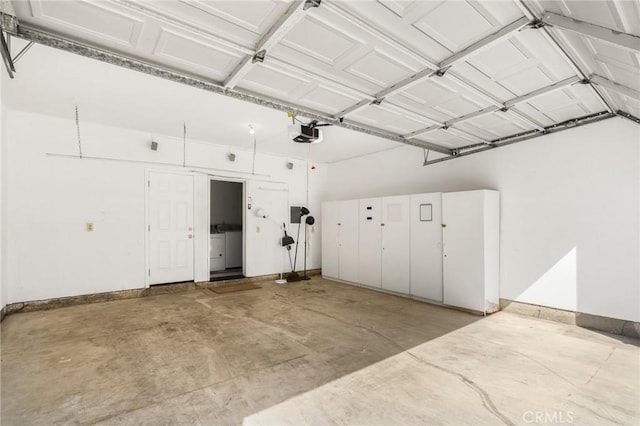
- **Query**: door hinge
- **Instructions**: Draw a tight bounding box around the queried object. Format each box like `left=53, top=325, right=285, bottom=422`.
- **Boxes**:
left=148, top=269, right=150, bottom=276
left=148, top=225, right=150, bottom=232
left=148, top=180, right=150, bottom=187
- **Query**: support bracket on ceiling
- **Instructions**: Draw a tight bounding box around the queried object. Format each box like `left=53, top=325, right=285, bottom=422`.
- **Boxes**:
left=542, top=11, right=640, bottom=52
left=12, top=40, right=33, bottom=64
left=370, top=98, right=384, bottom=106
left=424, top=111, right=615, bottom=166
left=617, top=110, right=640, bottom=125
left=0, top=30, right=14, bottom=78
left=0, top=0, right=18, bottom=35
left=591, top=74, right=640, bottom=101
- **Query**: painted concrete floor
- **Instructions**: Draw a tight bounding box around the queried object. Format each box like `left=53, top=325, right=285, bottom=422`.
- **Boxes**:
left=1, top=277, right=638, bottom=425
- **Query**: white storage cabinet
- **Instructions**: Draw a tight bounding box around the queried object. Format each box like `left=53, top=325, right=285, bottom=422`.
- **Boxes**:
left=321, top=200, right=359, bottom=283
left=321, top=190, right=500, bottom=315
left=381, top=195, right=411, bottom=294
left=358, top=198, right=382, bottom=288
left=442, top=190, right=500, bottom=313
left=410, top=192, right=443, bottom=302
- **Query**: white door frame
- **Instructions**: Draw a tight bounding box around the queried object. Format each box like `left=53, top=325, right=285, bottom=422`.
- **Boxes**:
left=208, top=176, right=247, bottom=277
left=144, top=168, right=196, bottom=287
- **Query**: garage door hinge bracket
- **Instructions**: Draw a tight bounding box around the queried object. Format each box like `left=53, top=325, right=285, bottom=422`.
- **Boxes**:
left=303, top=0, right=322, bottom=11
left=527, top=20, right=548, bottom=30
left=434, top=67, right=449, bottom=77
left=252, top=49, right=266, bottom=64
left=0, top=14, right=18, bottom=35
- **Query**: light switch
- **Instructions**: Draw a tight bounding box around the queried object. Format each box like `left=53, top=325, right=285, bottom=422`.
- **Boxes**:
left=86, top=223, right=94, bottom=232
left=256, top=226, right=260, bottom=233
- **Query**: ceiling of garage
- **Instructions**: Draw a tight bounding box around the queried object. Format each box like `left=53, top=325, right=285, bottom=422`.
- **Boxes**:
left=1, top=0, right=639, bottom=163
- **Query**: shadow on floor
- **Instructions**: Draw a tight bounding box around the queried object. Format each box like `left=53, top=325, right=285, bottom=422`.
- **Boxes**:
left=1, top=277, right=481, bottom=424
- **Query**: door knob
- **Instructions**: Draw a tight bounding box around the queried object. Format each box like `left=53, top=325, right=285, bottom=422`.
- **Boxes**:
left=188, top=234, right=193, bottom=239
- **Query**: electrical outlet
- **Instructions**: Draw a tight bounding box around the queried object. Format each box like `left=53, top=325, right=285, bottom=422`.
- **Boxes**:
left=86, top=222, right=94, bottom=232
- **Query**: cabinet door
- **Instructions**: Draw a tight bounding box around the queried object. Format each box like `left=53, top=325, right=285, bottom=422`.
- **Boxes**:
left=442, top=191, right=485, bottom=311
left=381, top=195, right=411, bottom=294
left=210, top=235, right=226, bottom=272
left=338, top=199, right=359, bottom=283
left=358, top=198, right=382, bottom=288
left=410, top=193, right=443, bottom=301
left=321, top=201, right=340, bottom=279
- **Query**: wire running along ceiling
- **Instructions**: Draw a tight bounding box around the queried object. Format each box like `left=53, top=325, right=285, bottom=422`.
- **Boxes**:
left=1, top=0, right=639, bottom=162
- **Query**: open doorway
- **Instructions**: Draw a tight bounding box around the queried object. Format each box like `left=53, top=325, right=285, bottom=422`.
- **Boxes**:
left=209, top=179, right=244, bottom=281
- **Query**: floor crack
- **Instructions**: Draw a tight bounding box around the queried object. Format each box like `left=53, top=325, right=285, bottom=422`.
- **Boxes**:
left=287, top=303, right=406, bottom=352
left=508, top=349, right=577, bottom=387
left=406, top=352, right=515, bottom=426
left=585, top=347, right=615, bottom=386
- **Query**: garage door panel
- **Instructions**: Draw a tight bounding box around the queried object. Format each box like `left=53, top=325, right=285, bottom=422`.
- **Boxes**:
left=404, top=0, right=523, bottom=54
left=349, top=106, right=428, bottom=134
left=513, top=104, right=557, bottom=128
left=153, top=29, right=245, bottom=81
left=456, top=111, right=533, bottom=140
left=272, top=8, right=425, bottom=94
left=295, top=85, right=364, bottom=115
left=344, top=49, right=417, bottom=87
left=281, top=15, right=363, bottom=67
left=29, top=0, right=145, bottom=47
left=238, top=65, right=313, bottom=101
left=416, top=129, right=475, bottom=149
left=523, top=86, right=602, bottom=123
left=609, top=93, right=640, bottom=118
left=450, top=63, right=516, bottom=101
left=181, top=0, right=287, bottom=35
left=465, top=30, right=574, bottom=98
left=390, top=78, right=489, bottom=120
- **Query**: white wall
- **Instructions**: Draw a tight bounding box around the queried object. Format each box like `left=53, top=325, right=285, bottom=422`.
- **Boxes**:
left=326, top=118, right=640, bottom=322
left=3, top=110, right=327, bottom=304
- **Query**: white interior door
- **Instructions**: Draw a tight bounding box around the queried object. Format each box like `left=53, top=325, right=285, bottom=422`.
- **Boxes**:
left=410, top=193, right=443, bottom=301
left=442, top=191, right=485, bottom=311
left=358, top=198, right=382, bottom=288
left=148, top=171, right=194, bottom=285
left=321, top=201, right=340, bottom=279
left=244, top=181, right=288, bottom=277
left=381, top=195, right=411, bottom=294
left=338, top=199, right=359, bottom=283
